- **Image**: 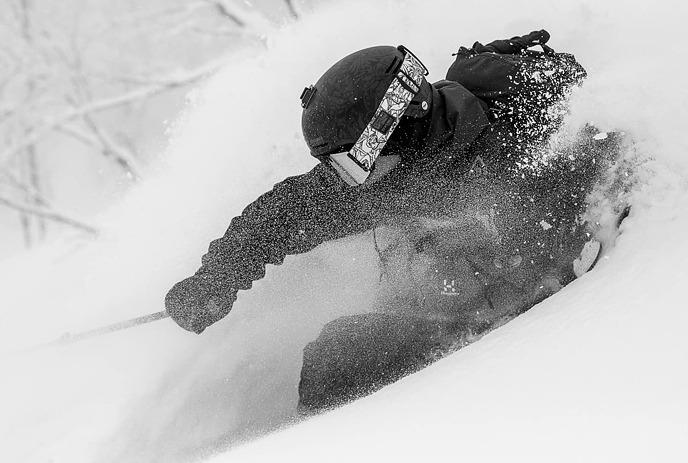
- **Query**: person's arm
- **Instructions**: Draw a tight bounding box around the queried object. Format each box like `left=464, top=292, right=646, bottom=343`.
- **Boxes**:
left=165, top=163, right=369, bottom=333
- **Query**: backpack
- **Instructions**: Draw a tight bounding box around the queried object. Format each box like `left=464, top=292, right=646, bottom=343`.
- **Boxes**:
left=446, top=30, right=587, bottom=144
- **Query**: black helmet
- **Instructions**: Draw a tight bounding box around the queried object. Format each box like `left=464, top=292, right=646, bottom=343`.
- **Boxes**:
left=300, top=45, right=432, bottom=164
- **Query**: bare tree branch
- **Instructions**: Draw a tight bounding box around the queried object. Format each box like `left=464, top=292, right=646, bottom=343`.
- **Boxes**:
left=81, top=113, right=142, bottom=180
left=17, top=0, right=45, bottom=247
left=55, top=121, right=141, bottom=180
left=26, top=144, right=47, bottom=239
left=0, top=57, right=228, bottom=168
left=0, top=194, right=98, bottom=235
left=284, top=0, right=299, bottom=19
left=1, top=167, right=50, bottom=205
left=54, top=123, right=100, bottom=149
left=205, top=0, right=246, bottom=28
left=0, top=0, right=288, bottom=250
left=94, top=1, right=211, bottom=36
left=17, top=157, right=31, bottom=247
left=186, top=25, right=243, bottom=38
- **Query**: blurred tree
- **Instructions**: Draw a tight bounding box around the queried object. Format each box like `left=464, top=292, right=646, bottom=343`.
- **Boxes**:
left=0, top=0, right=302, bottom=255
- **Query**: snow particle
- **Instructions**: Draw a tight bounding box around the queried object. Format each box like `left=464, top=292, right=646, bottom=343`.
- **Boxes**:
left=539, top=220, right=553, bottom=230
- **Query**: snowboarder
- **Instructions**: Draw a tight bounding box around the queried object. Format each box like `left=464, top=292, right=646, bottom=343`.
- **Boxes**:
left=165, top=30, right=615, bottom=412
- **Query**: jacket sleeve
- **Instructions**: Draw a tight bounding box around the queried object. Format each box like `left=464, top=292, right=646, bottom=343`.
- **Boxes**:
left=199, top=163, right=367, bottom=291
left=166, top=163, right=371, bottom=332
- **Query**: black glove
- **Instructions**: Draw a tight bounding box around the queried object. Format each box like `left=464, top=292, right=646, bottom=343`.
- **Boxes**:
left=474, top=29, right=552, bottom=54
left=165, top=276, right=234, bottom=334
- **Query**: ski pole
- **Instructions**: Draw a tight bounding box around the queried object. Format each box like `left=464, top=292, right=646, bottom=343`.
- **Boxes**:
left=19, top=310, right=170, bottom=353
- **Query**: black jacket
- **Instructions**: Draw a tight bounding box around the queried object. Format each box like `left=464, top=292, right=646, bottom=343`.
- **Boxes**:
left=166, top=34, right=587, bottom=333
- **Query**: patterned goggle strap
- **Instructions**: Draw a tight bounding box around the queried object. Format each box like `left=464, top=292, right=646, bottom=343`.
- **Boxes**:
left=329, top=47, right=428, bottom=186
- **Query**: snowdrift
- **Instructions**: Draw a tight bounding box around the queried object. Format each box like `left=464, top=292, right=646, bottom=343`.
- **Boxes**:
left=224, top=186, right=688, bottom=462
left=1, top=1, right=687, bottom=462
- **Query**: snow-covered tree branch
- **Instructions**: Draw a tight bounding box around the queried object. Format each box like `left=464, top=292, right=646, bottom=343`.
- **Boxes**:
left=0, top=0, right=300, bottom=254
left=0, top=57, right=230, bottom=169
left=0, top=194, right=98, bottom=235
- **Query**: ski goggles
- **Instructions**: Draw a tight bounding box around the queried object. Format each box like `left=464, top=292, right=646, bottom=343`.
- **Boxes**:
left=327, top=47, right=429, bottom=186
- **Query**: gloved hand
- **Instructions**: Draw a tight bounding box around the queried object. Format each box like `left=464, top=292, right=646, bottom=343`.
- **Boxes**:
left=475, top=29, right=552, bottom=54
left=165, top=276, right=234, bottom=334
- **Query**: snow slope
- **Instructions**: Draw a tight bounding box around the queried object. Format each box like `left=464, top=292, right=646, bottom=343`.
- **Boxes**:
left=1, top=1, right=687, bottom=462
left=223, top=187, right=688, bottom=463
